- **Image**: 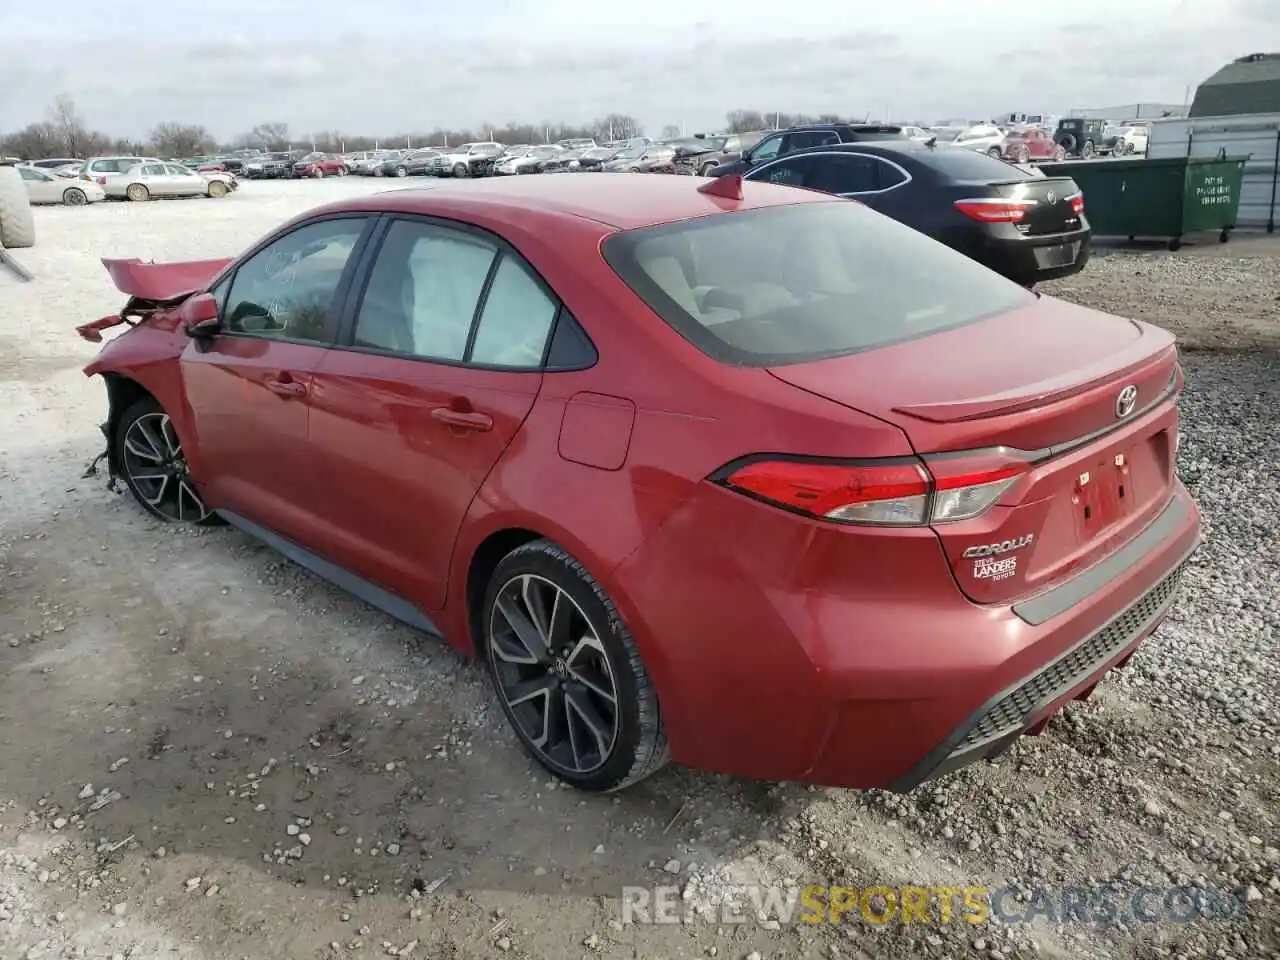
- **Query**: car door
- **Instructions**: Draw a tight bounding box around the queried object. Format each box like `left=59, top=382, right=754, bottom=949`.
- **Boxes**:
left=164, top=163, right=202, bottom=196
left=179, top=215, right=374, bottom=541
left=18, top=166, right=57, bottom=204
left=305, top=216, right=559, bottom=610
left=136, top=162, right=167, bottom=195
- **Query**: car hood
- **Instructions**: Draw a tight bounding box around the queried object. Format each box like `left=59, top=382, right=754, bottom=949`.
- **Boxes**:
left=102, top=257, right=233, bottom=302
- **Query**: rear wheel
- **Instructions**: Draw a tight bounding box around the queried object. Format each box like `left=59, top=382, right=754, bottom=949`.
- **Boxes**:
left=115, top=396, right=221, bottom=526
left=987, top=146, right=1003, bottom=159
left=482, top=540, right=668, bottom=792
left=62, top=187, right=88, bottom=206
left=1081, top=140, right=1096, bottom=159
left=313, top=168, right=324, bottom=179
left=1017, top=147, right=1030, bottom=164
left=125, top=183, right=150, bottom=202
left=207, top=180, right=229, bottom=198
left=395, top=166, right=408, bottom=178
left=453, top=163, right=469, bottom=178
left=1054, top=145, right=1066, bottom=161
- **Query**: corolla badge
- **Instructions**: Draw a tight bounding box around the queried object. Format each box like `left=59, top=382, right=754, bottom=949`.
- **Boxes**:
left=962, top=534, right=1035, bottom=559
left=1115, top=384, right=1139, bottom=418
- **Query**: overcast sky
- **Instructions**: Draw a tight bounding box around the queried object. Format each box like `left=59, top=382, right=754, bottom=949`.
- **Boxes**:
left=0, top=0, right=1270, bottom=141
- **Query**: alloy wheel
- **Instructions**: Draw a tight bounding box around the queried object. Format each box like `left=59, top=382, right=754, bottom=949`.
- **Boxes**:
left=488, top=574, right=619, bottom=775
left=121, top=412, right=212, bottom=523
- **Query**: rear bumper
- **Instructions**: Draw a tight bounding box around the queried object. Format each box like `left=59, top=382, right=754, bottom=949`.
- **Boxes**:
left=885, top=493, right=1197, bottom=790
left=978, top=226, right=1092, bottom=284
left=611, top=480, right=1200, bottom=790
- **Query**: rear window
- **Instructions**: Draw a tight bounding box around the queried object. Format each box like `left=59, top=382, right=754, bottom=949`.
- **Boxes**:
left=916, top=148, right=1031, bottom=181
left=601, top=202, right=1034, bottom=366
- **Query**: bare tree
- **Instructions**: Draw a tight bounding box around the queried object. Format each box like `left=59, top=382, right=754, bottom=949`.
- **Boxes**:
left=661, top=124, right=681, bottom=139
left=725, top=110, right=766, bottom=133
left=237, top=122, right=291, bottom=151
left=48, top=94, right=89, bottom=157
left=0, top=121, right=63, bottom=160
left=150, top=122, right=216, bottom=158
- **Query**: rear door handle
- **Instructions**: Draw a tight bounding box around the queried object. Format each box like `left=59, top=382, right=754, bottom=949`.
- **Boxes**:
left=265, top=376, right=307, bottom=398
left=431, top=407, right=493, bottom=432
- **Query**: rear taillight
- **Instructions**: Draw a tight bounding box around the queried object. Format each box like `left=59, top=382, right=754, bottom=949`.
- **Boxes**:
left=954, top=198, right=1037, bottom=223
left=96, top=176, right=107, bottom=186
left=1069, top=192, right=1085, bottom=215
left=715, top=453, right=1029, bottom=526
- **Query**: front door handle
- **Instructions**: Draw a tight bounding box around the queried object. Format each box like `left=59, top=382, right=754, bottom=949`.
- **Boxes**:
left=265, top=376, right=307, bottom=398
left=431, top=407, right=493, bottom=432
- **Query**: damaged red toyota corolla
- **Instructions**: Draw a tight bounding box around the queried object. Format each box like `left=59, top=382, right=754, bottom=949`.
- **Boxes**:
left=77, top=173, right=1201, bottom=792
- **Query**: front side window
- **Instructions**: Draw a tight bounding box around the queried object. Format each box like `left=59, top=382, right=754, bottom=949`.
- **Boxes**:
left=749, top=136, right=783, bottom=162
left=222, top=218, right=366, bottom=342
left=601, top=202, right=1034, bottom=366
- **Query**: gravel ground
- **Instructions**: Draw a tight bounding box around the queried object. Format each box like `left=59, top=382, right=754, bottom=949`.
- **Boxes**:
left=0, top=180, right=1276, bottom=960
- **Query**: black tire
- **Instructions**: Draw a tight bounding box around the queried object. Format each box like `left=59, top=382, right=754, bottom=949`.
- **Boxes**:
left=395, top=166, right=408, bottom=178
left=62, top=187, right=88, bottom=206
left=115, top=396, right=222, bottom=526
left=452, top=163, right=469, bottom=178
left=1167, top=237, right=1182, bottom=251
left=481, top=539, right=668, bottom=792
left=987, top=146, right=1003, bottom=159
left=1081, top=140, right=1096, bottom=159
left=1058, top=133, right=1077, bottom=154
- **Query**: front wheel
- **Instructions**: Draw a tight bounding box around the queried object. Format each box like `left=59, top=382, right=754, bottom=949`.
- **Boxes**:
left=115, top=396, right=221, bottom=526
left=1082, top=141, right=1096, bottom=159
left=313, top=168, right=324, bottom=179
left=207, top=180, right=229, bottom=198
left=452, top=163, right=469, bottom=178
left=482, top=540, right=668, bottom=792
left=62, top=187, right=88, bottom=206
left=987, top=146, right=1003, bottom=159
left=395, top=166, right=408, bottom=178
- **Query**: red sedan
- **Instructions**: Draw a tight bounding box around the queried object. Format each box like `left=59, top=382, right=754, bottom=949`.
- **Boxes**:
left=1002, top=125, right=1066, bottom=164
left=76, top=173, right=1200, bottom=792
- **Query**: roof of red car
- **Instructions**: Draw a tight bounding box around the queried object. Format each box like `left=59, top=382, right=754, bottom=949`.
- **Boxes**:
left=327, top=173, right=834, bottom=231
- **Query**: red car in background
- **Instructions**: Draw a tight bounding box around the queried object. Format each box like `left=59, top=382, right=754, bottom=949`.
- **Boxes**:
left=292, top=153, right=348, bottom=178
left=1002, top=126, right=1066, bottom=164
left=75, top=174, right=1199, bottom=793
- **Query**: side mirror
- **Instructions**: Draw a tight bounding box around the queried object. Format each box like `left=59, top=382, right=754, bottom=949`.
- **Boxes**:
left=182, top=293, right=220, bottom=338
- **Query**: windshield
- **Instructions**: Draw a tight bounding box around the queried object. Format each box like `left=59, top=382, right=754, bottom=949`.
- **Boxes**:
left=956, top=127, right=996, bottom=141
left=600, top=202, right=1033, bottom=366
left=615, top=146, right=645, bottom=159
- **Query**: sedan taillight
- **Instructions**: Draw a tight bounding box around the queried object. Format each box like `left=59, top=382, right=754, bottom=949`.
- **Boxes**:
left=1069, top=192, right=1085, bottom=215
left=954, top=198, right=1038, bottom=223
left=714, top=453, right=1028, bottom=526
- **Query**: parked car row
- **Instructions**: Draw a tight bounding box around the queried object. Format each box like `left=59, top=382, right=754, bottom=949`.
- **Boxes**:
left=13, top=154, right=239, bottom=204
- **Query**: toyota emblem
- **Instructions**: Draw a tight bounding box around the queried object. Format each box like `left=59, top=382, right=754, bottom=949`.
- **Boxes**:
left=1115, top=384, right=1138, bottom=418
left=1046, top=190, right=1056, bottom=203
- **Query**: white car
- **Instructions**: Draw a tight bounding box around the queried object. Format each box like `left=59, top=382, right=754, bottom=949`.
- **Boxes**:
left=16, top=164, right=105, bottom=205
left=953, top=124, right=1008, bottom=158
left=1115, top=124, right=1150, bottom=155
left=104, top=162, right=237, bottom=201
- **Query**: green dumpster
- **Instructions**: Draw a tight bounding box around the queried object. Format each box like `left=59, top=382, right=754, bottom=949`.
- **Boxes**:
left=1038, top=154, right=1248, bottom=251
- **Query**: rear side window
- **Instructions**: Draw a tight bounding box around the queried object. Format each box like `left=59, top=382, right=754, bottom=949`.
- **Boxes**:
left=601, top=202, right=1034, bottom=367
left=916, top=149, right=1030, bottom=181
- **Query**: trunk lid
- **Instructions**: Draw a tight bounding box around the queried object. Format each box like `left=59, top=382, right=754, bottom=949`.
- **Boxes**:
left=102, top=257, right=232, bottom=302
left=953, top=176, right=1084, bottom=236
left=768, top=296, right=1181, bottom=606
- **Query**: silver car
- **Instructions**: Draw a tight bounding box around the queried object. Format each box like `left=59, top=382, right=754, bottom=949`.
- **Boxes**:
left=79, top=156, right=151, bottom=184
left=104, top=161, right=237, bottom=201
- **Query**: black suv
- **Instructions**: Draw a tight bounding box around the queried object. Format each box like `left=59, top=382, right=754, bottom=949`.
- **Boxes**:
left=1054, top=119, right=1106, bottom=159
left=711, top=124, right=906, bottom=177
